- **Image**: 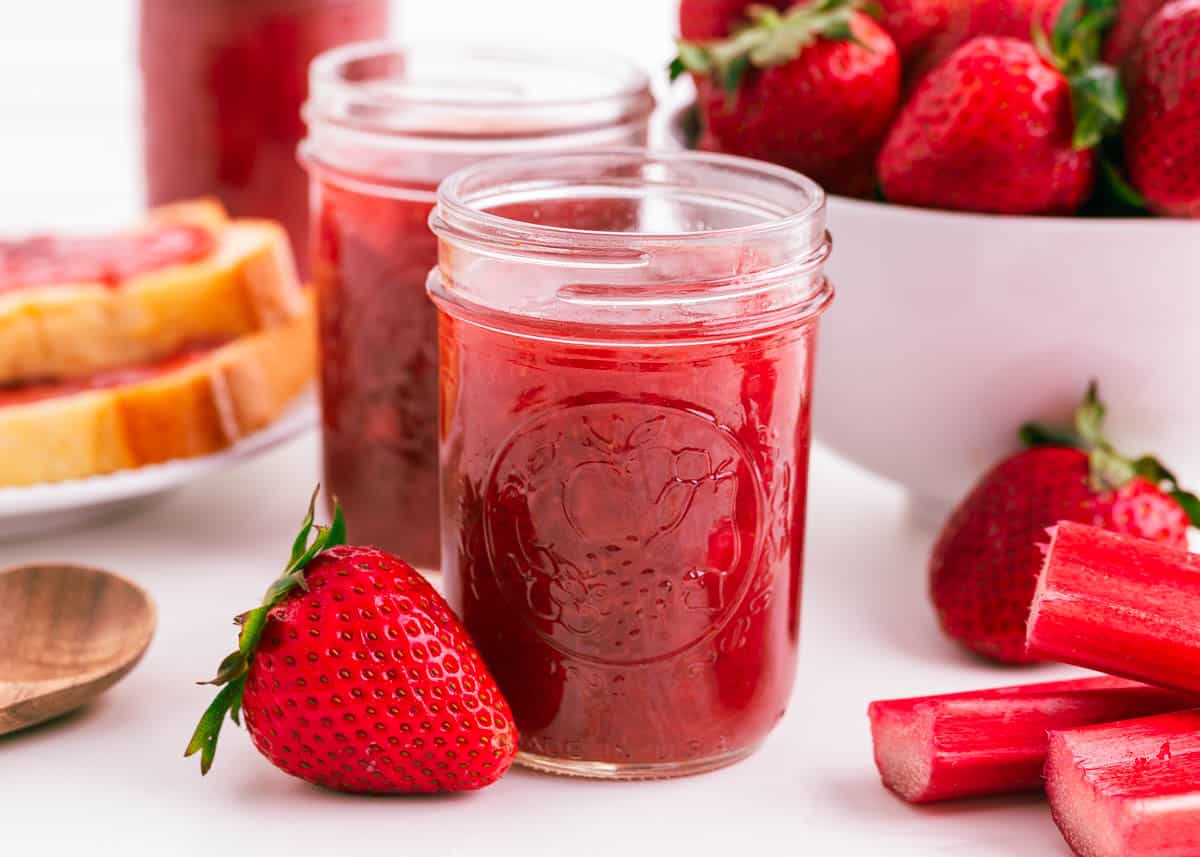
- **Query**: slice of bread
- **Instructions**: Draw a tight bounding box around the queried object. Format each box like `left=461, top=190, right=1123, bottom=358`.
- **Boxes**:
left=0, top=199, right=304, bottom=385
left=0, top=294, right=316, bottom=487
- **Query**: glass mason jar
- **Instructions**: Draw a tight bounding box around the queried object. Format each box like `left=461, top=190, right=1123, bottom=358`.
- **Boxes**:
left=429, top=150, right=834, bottom=779
left=301, top=44, right=654, bottom=570
left=138, top=0, right=390, bottom=272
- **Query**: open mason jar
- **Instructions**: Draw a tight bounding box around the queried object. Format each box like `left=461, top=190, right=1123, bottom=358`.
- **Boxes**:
left=302, top=44, right=654, bottom=570
left=429, top=150, right=834, bottom=779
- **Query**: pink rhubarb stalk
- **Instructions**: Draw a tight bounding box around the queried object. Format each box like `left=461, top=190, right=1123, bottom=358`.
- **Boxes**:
left=868, top=677, right=1192, bottom=802
left=1046, top=710, right=1200, bottom=857
left=1026, top=521, right=1200, bottom=693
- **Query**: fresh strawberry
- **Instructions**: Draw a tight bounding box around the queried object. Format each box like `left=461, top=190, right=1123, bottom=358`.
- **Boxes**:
left=1124, top=0, right=1200, bottom=217
left=673, top=0, right=901, bottom=197
left=929, top=383, right=1199, bottom=664
left=1102, top=0, right=1167, bottom=62
left=679, top=0, right=794, bottom=39
left=877, top=0, right=1129, bottom=217
left=185, top=492, right=518, bottom=793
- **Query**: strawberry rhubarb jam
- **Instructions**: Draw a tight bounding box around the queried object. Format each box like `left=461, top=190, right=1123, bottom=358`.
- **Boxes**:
left=302, top=45, right=654, bottom=569
left=0, top=225, right=213, bottom=292
left=429, top=151, right=834, bottom=778
left=138, top=0, right=389, bottom=271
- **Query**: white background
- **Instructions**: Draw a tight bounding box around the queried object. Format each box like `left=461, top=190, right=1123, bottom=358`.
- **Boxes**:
left=0, top=3, right=1082, bottom=855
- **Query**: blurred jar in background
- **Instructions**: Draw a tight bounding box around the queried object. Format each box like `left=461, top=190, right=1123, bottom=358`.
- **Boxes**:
left=138, top=0, right=390, bottom=274
left=302, top=44, right=655, bottom=570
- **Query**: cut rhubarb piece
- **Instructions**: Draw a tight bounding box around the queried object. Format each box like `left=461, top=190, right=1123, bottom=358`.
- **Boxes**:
left=1046, top=709, right=1200, bottom=857
left=1026, top=521, right=1200, bottom=693
left=869, top=677, right=1193, bottom=802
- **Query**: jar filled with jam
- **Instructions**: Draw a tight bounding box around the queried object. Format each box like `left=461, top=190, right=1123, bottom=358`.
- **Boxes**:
left=429, top=150, right=834, bottom=777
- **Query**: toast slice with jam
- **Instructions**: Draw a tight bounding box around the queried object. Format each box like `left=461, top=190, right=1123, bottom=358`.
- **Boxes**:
left=0, top=293, right=315, bottom=487
left=0, top=199, right=304, bottom=385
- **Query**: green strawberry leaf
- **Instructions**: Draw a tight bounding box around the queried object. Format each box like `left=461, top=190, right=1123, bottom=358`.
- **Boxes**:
left=1020, top=422, right=1083, bottom=449
left=1098, top=152, right=1148, bottom=209
left=184, top=678, right=245, bottom=776
left=287, top=486, right=320, bottom=569
left=185, top=489, right=347, bottom=775
left=1171, top=490, right=1200, bottom=529
left=722, top=54, right=752, bottom=99
left=1070, top=65, right=1127, bottom=150
left=1131, top=455, right=1176, bottom=484
left=1036, top=0, right=1124, bottom=151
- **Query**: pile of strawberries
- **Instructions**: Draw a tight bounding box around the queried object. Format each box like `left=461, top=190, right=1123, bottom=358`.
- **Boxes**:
left=675, top=0, right=1200, bottom=217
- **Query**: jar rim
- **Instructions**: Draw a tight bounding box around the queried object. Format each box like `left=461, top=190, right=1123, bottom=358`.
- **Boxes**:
left=432, top=148, right=827, bottom=253
left=307, top=41, right=655, bottom=140
left=428, top=149, right=833, bottom=344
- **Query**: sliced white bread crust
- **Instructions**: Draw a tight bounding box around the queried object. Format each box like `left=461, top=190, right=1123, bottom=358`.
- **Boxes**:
left=0, top=295, right=316, bottom=487
left=0, top=199, right=305, bottom=384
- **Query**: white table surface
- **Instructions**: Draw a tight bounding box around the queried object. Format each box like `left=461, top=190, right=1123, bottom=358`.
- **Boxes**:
left=1, top=2, right=1084, bottom=855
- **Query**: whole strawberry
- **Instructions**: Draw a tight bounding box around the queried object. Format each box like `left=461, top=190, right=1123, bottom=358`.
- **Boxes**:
left=679, top=0, right=794, bottom=39
left=673, top=0, right=901, bottom=197
left=930, top=384, right=1199, bottom=664
left=878, top=14, right=1125, bottom=215
left=185, top=492, right=518, bottom=793
left=1124, top=0, right=1200, bottom=217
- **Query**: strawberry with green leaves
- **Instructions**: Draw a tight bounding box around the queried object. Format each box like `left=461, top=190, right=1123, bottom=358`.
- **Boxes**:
left=1124, top=0, right=1200, bottom=218
left=673, top=0, right=901, bottom=197
left=186, top=491, right=517, bottom=793
left=877, top=0, right=1127, bottom=214
left=930, top=384, right=1199, bottom=664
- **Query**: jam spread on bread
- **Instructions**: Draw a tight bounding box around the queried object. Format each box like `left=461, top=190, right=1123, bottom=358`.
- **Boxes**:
left=0, top=224, right=214, bottom=291
left=0, top=342, right=224, bottom=407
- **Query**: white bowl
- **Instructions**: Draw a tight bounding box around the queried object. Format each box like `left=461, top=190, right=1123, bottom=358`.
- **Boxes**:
left=817, top=197, right=1200, bottom=523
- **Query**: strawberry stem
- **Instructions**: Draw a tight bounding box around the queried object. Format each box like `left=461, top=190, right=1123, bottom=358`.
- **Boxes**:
left=184, top=487, right=347, bottom=775
left=1020, top=383, right=1200, bottom=527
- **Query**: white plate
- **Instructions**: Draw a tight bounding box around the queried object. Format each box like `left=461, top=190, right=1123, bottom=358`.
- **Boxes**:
left=0, top=393, right=318, bottom=540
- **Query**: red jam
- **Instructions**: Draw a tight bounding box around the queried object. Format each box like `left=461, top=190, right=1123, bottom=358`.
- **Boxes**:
left=0, top=225, right=214, bottom=292
left=0, top=343, right=221, bottom=407
left=302, top=45, right=654, bottom=569
left=139, top=0, right=389, bottom=270
left=311, top=182, right=440, bottom=567
left=440, top=315, right=815, bottom=772
left=429, top=152, right=833, bottom=777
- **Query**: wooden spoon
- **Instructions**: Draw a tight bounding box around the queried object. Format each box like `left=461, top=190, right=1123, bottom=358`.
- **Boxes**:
left=0, top=564, right=156, bottom=736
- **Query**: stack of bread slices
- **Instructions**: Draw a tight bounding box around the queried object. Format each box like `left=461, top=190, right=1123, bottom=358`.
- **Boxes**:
left=0, top=200, right=315, bottom=487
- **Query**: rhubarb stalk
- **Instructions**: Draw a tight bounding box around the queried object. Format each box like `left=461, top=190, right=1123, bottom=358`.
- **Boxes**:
left=1046, top=710, right=1200, bottom=857
left=868, top=676, right=1192, bottom=802
left=1026, top=521, right=1200, bottom=693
